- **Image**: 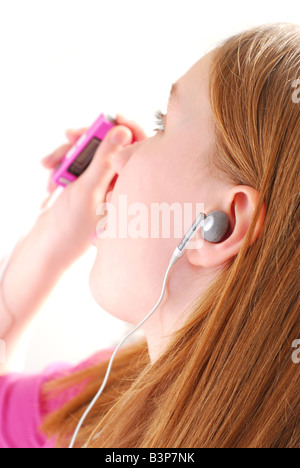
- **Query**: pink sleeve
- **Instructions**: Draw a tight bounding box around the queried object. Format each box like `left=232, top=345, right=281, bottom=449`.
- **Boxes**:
left=0, top=348, right=114, bottom=448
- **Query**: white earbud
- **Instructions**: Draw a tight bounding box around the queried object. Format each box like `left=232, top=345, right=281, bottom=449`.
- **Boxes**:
left=170, top=210, right=229, bottom=264
left=201, top=210, right=229, bottom=243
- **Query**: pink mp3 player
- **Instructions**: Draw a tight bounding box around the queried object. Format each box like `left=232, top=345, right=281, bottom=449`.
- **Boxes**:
left=52, top=113, right=116, bottom=187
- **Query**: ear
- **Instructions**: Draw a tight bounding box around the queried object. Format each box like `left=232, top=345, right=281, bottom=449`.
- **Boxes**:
left=186, top=185, right=266, bottom=268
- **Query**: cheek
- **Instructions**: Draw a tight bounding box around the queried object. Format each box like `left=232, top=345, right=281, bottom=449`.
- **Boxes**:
left=89, top=159, right=166, bottom=323
left=88, top=141, right=210, bottom=323
left=89, top=174, right=175, bottom=324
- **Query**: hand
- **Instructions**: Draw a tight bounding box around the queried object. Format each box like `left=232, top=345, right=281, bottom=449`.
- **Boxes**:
left=40, top=115, right=147, bottom=264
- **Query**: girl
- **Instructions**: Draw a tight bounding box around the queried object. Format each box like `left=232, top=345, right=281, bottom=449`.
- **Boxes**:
left=0, top=22, right=299, bottom=448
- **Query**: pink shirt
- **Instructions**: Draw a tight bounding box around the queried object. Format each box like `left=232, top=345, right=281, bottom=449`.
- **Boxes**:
left=0, top=348, right=114, bottom=448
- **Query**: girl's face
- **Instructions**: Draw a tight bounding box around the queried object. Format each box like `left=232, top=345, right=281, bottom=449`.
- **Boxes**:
left=89, top=51, right=230, bottom=334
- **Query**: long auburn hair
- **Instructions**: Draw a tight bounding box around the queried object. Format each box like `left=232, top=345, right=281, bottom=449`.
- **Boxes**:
left=41, top=23, right=300, bottom=448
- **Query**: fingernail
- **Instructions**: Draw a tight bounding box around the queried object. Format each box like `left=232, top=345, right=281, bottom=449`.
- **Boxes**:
left=110, top=128, right=131, bottom=146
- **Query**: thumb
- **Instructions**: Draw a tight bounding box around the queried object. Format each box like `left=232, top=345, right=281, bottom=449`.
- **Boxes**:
left=79, top=125, right=133, bottom=189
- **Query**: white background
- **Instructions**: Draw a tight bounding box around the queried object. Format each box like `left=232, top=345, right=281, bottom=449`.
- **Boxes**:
left=0, top=0, right=299, bottom=372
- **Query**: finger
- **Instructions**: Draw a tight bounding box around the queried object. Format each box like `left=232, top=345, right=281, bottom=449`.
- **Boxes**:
left=115, top=114, right=148, bottom=142
left=65, top=127, right=88, bottom=144
left=80, top=125, right=133, bottom=190
left=46, top=173, right=59, bottom=194
left=41, top=128, right=87, bottom=167
left=41, top=142, right=72, bottom=168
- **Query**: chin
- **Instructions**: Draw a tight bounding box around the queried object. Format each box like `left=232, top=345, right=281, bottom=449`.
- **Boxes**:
left=88, top=264, right=134, bottom=324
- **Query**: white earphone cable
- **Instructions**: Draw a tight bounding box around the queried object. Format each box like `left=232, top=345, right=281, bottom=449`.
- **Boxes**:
left=68, top=215, right=207, bottom=448
left=68, top=259, right=175, bottom=449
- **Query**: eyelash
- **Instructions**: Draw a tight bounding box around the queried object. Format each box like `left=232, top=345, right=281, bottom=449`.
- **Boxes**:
left=153, top=109, right=166, bottom=132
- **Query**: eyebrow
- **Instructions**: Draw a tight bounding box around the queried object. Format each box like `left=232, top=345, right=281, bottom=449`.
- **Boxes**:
left=169, top=82, right=178, bottom=102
